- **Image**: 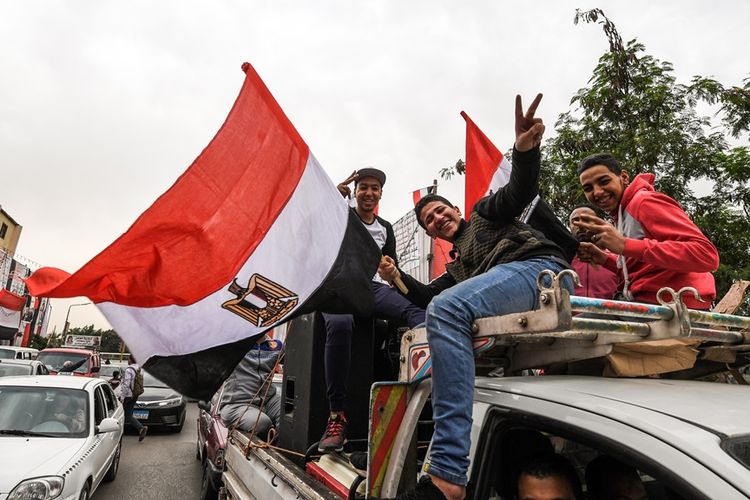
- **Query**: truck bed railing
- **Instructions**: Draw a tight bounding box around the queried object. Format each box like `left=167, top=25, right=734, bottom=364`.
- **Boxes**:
left=399, top=270, right=750, bottom=381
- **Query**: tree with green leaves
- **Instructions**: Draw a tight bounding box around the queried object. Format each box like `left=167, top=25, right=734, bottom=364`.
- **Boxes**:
left=542, top=8, right=749, bottom=305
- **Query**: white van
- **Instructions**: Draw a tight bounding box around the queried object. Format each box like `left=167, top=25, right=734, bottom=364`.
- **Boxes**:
left=0, top=346, right=39, bottom=360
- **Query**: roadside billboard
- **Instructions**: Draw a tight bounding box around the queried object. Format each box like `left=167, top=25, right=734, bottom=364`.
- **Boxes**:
left=63, top=334, right=101, bottom=349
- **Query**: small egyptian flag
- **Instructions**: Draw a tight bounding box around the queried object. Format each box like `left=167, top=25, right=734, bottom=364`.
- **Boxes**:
left=461, top=111, right=514, bottom=219
left=26, top=63, right=380, bottom=399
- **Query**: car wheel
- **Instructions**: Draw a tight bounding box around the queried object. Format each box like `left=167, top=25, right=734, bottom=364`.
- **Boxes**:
left=196, top=440, right=202, bottom=460
left=199, top=460, right=218, bottom=500
left=103, top=440, right=122, bottom=482
left=78, top=483, right=90, bottom=500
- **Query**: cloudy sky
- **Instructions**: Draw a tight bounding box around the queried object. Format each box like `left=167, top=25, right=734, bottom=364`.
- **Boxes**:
left=2, top=0, right=747, bottom=331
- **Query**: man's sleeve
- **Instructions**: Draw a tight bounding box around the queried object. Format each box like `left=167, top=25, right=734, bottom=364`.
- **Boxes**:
left=397, top=271, right=456, bottom=309
left=382, top=220, right=398, bottom=267
left=624, top=193, right=719, bottom=272
left=475, top=146, right=541, bottom=222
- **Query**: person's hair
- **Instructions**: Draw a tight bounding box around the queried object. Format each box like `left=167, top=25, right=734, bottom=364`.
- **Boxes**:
left=577, top=153, right=622, bottom=175
left=414, top=194, right=455, bottom=229
left=568, top=203, right=606, bottom=221
left=585, top=455, right=641, bottom=500
left=517, top=453, right=583, bottom=500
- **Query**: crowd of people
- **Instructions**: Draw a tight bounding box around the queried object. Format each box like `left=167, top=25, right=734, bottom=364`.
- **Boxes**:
left=214, top=92, right=719, bottom=500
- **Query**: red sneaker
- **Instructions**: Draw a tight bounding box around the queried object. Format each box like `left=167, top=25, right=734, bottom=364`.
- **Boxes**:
left=318, top=413, right=347, bottom=452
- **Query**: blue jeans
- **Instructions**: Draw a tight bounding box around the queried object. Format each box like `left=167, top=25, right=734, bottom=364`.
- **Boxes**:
left=323, top=281, right=426, bottom=411
left=424, top=258, right=568, bottom=486
left=123, top=397, right=144, bottom=432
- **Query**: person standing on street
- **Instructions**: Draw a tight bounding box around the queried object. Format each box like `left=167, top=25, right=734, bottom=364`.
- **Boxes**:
left=120, top=354, right=148, bottom=442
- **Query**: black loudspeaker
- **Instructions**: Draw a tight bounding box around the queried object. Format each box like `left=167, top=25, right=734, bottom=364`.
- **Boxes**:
left=278, top=313, right=395, bottom=459
left=278, top=313, right=330, bottom=458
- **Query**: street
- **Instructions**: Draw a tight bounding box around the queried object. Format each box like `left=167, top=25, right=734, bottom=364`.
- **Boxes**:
left=94, top=402, right=202, bottom=499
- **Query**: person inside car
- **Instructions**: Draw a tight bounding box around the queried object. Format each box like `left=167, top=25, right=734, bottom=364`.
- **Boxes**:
left=50, top=393, right=86, bottom=432
left=516, top=454, right=583, bottom=500
left=59, top=358, right=87, bottom=373
left=585, top=455, right=648, bottom=500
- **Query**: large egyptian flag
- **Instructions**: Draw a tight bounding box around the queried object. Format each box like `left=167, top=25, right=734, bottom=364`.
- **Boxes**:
left=0, top=289, right=24, bottom=341
left=26, top=63, right=380, bottom=399
left=461, top=111, right=513, bottom=218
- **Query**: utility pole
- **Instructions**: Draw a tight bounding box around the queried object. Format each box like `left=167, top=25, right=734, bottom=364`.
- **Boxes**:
left=63, top=302, right=91, bottom=334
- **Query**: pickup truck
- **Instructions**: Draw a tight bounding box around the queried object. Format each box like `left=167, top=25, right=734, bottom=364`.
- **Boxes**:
left=220, top=273, right=750, bottom=499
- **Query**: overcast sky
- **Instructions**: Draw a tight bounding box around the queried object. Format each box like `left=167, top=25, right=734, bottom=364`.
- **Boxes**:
left=2, top=0, right=747, bottom=332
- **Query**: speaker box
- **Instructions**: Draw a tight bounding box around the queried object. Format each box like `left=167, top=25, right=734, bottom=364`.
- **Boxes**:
left=278, top=313, right=330, bottom=458
left=278, top=313, right=385, bottom=459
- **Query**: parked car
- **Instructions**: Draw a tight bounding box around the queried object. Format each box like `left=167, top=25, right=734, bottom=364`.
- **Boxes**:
left=37, top=348, right=101, bottom=377
left=129, top=371, right=186, bottom=432
left=0, top=359, right=49, bottom=377
left=0, top=346, right=39, bottom=360
left=0, top=375, right=124, bottom=500
left=196, top=386, right=229, bottom=500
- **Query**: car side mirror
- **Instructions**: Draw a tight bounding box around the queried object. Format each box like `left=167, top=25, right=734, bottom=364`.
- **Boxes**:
left=96, top=417, right=120, bottom=434
left=197, top=400, right=211, bottom=412
left=91, top=366, right=100, bottom=373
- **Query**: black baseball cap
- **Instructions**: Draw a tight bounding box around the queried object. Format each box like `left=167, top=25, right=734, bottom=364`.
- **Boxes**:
left=356, top=167, right=386, bottom=187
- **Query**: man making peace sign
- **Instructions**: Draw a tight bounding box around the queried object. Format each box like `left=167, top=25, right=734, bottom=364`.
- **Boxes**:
left=379, top=94, right=571, bottom=500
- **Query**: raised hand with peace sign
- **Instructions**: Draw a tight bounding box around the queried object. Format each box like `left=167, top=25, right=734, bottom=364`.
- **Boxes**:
left=515, top=93, right=545, bottom=152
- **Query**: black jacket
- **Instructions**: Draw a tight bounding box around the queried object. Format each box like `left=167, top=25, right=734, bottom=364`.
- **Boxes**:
left=397, top=146, right=568, bottom=308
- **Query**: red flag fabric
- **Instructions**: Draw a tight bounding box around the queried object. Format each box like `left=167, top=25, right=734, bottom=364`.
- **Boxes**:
left=0, top=289, right=24, bottom=340
left=461, top=111, right=512, bottom=218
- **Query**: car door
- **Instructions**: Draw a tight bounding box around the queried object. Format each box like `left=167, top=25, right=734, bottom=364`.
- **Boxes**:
left=91, top=384, right=118, bottom=487
left=469, top=393, right=749, bottom=499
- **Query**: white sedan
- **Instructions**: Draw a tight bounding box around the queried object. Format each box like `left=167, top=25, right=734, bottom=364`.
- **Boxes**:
left=0, top=375, right=124, bottom=500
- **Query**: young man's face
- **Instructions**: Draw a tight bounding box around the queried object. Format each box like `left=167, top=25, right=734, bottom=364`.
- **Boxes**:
left=355, top=176, right=382, bottom=213
left=568, top=207, right=597, bottom=242
left=579, top=165, right=629, bottom=213
left=419, top=200, right=462, bottom=241
left=518, top=474, right=577, bottom=500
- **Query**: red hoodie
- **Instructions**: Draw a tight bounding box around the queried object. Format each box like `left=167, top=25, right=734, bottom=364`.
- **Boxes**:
left=603, top=173, right=719, bottom=309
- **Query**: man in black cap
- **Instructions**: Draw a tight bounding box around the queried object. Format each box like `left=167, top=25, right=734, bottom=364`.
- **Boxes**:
left=318, top=167, right=426, bottom=452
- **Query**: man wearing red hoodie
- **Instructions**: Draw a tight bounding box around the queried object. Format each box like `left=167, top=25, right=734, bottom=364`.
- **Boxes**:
left=574, top=153, right=719, bottom=309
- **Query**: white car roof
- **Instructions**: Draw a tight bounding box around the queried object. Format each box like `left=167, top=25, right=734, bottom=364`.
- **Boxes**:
left=475, top=375, right=750, bottom=437
left=0, top=374, right=102, bottom=390
left=0, top=359, right=38, bottom=366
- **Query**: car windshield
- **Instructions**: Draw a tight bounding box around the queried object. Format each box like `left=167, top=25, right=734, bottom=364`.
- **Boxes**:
left=0, top=364, right=33, bottom=377
left=99, top=364, right=126, bottom=378
left=143, top=371, right=169, bottom=388
left=37, top=352, right=89, bottom=373
left=0, top=349, right=16, bottom=359
left=0, top=387, right=89, bottom=438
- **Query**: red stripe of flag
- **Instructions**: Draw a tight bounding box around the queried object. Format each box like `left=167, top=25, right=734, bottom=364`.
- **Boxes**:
left=26, top=63, right=309, bottom=307
left=461, top=110, right=507, bottom=219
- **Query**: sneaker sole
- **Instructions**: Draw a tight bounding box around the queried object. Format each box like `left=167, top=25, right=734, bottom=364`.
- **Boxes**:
left=317, top=440, right=346, bottom=453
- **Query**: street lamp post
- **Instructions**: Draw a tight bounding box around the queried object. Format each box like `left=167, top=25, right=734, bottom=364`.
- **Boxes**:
left=63, top=302, right=92, bottom=334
